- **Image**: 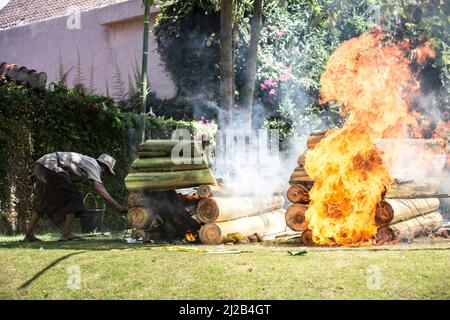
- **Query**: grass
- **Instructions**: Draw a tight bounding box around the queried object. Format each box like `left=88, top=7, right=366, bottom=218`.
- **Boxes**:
left=0, top=233, right=449, bottom=300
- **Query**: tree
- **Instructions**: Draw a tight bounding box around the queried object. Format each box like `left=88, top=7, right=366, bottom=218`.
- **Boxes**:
left=240, top=0, right=263, bottom=128
left=219, top=0, right=234, bottom=127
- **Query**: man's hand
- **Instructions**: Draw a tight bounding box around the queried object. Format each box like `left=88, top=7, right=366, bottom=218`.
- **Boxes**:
left=116, top=205, right=128, bottom=214
left=92, top=181, right=128, bottom=214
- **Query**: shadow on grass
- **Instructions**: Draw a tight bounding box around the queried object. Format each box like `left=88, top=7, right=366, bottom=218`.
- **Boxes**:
left=18, top=251, right=86, bottom=289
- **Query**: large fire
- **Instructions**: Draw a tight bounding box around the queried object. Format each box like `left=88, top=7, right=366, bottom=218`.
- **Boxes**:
left=304, top=29, right=436, bottom=246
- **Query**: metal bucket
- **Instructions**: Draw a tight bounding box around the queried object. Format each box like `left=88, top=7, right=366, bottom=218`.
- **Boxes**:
left=79, top=193, right=104, bottom=233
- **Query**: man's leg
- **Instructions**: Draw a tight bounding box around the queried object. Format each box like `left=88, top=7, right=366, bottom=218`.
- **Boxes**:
left=61, top=213, right=75, bottom=239
left=24, top=212, right=41, bottom=241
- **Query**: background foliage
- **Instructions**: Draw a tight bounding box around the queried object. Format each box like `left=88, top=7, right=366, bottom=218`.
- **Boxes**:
left=154, top=0, right=449, bottom=142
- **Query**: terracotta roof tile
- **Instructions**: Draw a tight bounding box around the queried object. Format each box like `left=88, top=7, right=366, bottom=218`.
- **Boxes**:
left=0, top=0, right=129, bottom=30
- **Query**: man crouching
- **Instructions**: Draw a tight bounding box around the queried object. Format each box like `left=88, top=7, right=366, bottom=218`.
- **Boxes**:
left=24, top=152, right=128, bottom=242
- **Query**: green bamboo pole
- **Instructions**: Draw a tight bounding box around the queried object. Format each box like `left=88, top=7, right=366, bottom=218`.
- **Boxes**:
left=140, top=0, right=154, bottom=143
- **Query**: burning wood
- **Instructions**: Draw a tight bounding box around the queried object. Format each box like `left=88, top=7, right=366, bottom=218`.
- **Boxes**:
left=285, top=30, right=447, bottom=246
left=287, top=184, right=310, bottom=204
left=285, top=204, right=308, bottom=231
left=300, top=229, right=314, bottom=246
left=306, top=131, right=327, bottom=149
left=377, top=211, right=444, bottom=244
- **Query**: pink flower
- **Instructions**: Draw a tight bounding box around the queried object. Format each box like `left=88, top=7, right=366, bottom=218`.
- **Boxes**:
left=261, top=78, right=277, bottom=90
left=268, top=89, right=276, bottom=96
left=279, top=66, right=293, bottom=82
left=276, top=28, right=288, bottom=38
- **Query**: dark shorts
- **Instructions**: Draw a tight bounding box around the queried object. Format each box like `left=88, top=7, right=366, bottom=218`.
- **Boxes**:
left=34, top=163, right=86, bottom=225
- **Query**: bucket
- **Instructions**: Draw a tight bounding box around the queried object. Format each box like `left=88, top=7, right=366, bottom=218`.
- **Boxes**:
left=79, top=193, right=104, bottom=233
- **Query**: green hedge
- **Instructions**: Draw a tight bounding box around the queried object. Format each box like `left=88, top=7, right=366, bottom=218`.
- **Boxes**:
left=0, top=83, right=138, bottom=233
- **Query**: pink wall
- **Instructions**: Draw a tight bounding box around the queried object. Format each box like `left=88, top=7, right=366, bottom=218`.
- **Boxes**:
left=0, top=0, right=177, bottom=100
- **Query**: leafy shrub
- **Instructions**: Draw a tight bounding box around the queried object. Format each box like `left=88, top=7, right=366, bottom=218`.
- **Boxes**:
left=154, top=0, right=448, bottom=138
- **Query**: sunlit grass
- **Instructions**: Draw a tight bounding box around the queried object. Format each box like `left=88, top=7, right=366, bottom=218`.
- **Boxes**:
left=0, top=234, right=449, bottom=299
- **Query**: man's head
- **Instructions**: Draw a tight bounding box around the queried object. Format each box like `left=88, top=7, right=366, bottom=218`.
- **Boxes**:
left=97, top=154, right=116, bottom=176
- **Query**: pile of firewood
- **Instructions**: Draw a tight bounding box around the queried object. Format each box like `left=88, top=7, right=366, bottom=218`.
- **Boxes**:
left=286, top=131, right=444, bottom=245
left=124, top=139, right=286, bottom=243
left=125, top=140, right=216, bottom=241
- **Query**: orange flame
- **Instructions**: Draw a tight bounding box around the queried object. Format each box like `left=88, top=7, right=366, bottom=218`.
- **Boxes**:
left=305, top=29, right=435, bottom=246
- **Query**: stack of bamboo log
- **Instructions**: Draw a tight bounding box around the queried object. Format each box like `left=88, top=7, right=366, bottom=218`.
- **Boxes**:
left=124, top=140, right=287, bottom=243
left=125, top=140, right=217, bottom=192
left=197, top=181, right=287, bottom=245
left=285, top=131, right=444, bottom=245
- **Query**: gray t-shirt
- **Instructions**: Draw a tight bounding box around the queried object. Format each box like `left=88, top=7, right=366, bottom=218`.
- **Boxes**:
left=37, top=152, right=102, bottom=183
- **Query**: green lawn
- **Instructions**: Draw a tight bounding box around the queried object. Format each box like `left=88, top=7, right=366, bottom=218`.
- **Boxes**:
left=0, top=234, right=449, bottom=299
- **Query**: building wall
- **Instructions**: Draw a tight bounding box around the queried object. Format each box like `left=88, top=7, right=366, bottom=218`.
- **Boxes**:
left=0, top=0, right=177, bottom=100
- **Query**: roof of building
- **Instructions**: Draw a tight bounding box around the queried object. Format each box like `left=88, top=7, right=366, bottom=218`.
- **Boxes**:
left=0, top=0, right=130, bottom=30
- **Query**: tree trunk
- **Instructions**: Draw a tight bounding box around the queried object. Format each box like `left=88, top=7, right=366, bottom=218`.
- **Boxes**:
left=285, top=204, right=308, bottom=231
left=240, top=0, right=263, bottom=128
left=125, top=169, right=217, bottom=192
left=219, top=0, right=234, bottom=126
left=196, top=195, right=285, bottom=223
left=199, top=209, right=285, bottom=244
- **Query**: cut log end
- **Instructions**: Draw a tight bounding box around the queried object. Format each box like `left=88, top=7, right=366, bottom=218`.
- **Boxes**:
left=127, top=207, right=152, bottom=229
left=126, top=192, right=148, bottom=207
left=131, top=229, right=148, bottom=242
left=197, top=198, right=220, bottom=223
left=300, top=229, right=315, bottom=246
left=374, top=226, right=395, bottom=245
left=375, top=201, right=394, bottom=227
left=199, top=223, right=222, bottom=245
left=285, top=204, right=308, bottom=231
left=287, top=184, right=310, bottom=204
left=198, top=185, right=213, bottom=199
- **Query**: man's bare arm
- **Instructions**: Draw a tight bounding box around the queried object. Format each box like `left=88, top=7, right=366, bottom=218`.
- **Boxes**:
left=92, top=180, right=127, bottom=213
